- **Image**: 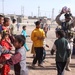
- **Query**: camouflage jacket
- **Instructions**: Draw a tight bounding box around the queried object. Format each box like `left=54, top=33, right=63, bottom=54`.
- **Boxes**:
left=56, top=13, right=75, bottom=30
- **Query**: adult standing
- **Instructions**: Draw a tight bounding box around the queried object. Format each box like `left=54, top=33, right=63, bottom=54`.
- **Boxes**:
left=31, top=21, right=45, bottom=67
left=9, top=19, right=17, bottom=35
left=16, top=23, right=20, bottom=31
left=43, top=24, right=48, bottom=37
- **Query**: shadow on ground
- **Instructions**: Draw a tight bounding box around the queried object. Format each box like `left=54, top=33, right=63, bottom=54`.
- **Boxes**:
left=28, top=65, right=56, bottom=70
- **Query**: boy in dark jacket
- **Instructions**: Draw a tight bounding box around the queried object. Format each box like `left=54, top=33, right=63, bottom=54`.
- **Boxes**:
left=51, top=30, right=71, bottom=75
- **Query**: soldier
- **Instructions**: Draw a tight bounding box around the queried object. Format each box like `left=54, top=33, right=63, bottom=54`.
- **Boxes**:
left=56, top=7, right=75, bottom=71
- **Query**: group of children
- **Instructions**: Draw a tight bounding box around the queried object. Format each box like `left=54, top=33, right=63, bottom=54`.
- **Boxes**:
left=0, top=14, right=72, bottom=75
left=30, top=20, right=72, bottom=75
left=0, top=14, right=50, bottom=74
left=0, top=15, right=28, bottom=75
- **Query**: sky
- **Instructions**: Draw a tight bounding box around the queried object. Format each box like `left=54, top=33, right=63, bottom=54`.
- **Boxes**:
left=0, top=0, right=75, bottom=18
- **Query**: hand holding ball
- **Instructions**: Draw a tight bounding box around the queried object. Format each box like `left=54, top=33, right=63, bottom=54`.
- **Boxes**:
left=62, top=6, right=70, bottom=13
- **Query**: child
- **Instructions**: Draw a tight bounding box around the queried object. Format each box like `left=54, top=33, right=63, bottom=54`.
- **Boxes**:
left=0, top=32, right=10, bottom=54
left=0, top=32, right=12, bottom=50
left=65, top=33, right=73, bottom=71
left=0, top=31, right=10, bottom=74
left=22, top=26, right=30, bottom=51
left=42, top=40, right=49, bottom=62
left=31, top=21, right=45, bottom=67
left=2, top=17, right=11, bottom=33
left=6, top=35, right=28, bottom=75
left=51, top=30, right=71, bottom=75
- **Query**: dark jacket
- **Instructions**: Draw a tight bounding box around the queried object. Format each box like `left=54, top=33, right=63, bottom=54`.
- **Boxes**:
left=55, top=37, right=70, bottom=62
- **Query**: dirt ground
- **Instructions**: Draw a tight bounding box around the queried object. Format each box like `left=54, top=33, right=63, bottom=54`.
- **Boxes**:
left=10, top=25, right=75, bottom=75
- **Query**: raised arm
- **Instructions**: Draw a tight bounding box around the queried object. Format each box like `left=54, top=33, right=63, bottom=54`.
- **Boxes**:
left=56, top=13, right=62, bottom=25
left=56, top=10, right=64, bottom=25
